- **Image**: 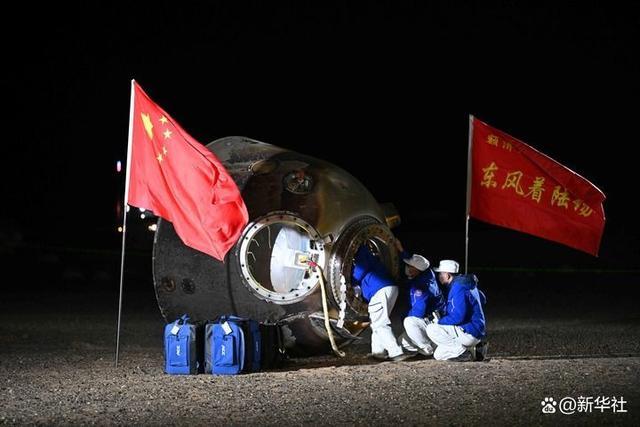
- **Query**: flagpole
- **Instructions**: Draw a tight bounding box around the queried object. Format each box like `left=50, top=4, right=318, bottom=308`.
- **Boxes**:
left=115, top=79, right=136, bottom=367
left=464, top=115, right=474, bottom=274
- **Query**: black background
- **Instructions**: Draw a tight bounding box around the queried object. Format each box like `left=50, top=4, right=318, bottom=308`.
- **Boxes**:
left=2, top=1, right=639, bottom=291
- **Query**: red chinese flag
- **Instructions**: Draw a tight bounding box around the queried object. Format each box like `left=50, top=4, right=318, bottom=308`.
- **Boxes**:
left=127, top=81, right=248, bottom=260
left=470, top=117, right=606, bottom=256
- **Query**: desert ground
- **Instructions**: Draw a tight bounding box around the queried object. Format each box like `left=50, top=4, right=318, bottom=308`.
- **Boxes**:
left=1, top=269, right=639, bottom=426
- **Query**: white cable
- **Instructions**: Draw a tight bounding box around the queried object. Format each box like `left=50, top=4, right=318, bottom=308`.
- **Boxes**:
left=311, top=263, right=345, bottom=357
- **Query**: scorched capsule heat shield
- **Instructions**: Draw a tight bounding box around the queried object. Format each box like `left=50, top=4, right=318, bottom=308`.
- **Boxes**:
left=153, top=136, right=401, bottom=355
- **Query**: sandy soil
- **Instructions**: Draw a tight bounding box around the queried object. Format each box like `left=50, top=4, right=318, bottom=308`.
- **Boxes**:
left=1, top=282, right=639, bottom=426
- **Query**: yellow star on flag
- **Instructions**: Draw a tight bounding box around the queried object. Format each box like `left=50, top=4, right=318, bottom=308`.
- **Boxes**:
left=141, top=113, right=154, bottom=139
left=157, top=153, right=163, bottom=162
left=163, top=129, right=173, bottom=139
left=159, top=115, right=168, bottom=125
left=162, top=146, right=168, bottom=155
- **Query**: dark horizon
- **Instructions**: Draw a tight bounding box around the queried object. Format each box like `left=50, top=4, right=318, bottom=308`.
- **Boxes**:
left=1, top=2, right=638, bottom=274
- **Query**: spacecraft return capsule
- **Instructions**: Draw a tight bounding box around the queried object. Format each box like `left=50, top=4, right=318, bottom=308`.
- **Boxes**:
left=153, top=136, right=401, bottom=355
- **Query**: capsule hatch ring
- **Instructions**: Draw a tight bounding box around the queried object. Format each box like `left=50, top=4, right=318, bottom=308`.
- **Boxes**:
left=237, top=211, right=326, bottom=305
left=328, top=217, right=399, bottom=316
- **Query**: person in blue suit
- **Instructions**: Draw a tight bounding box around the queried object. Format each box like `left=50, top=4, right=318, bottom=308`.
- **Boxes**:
left=394, top=239, right=444, bottom=356
left=426, top=259, right=488, bottom=361
left=352, top=243, right=412, bottom=362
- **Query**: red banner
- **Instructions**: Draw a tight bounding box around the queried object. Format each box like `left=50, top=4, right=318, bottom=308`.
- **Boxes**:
left=470, top=117, right=606, bottom=256
left=127, top=82, right=248, bottom=260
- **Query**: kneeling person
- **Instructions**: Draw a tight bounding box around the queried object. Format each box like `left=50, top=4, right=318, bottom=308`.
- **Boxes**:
left=426, top=260, right=487, bottom=361
left=397, top=252, right=444, bottom=357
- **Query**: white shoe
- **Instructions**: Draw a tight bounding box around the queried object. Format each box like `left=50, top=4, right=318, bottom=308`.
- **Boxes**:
left=388, top=352, right=416, bottom=362
left=418, top=345, right=434, bottom=357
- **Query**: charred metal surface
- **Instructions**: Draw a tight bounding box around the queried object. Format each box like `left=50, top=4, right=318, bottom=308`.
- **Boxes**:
left=153, top=136, right=401, bottom=355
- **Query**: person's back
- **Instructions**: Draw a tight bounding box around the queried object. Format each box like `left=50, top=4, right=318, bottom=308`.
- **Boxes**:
left=439, top=274, right=486, bottom=339
left=353, top=245, right=395, bottom=302
left=352, top=244, right=409, bottom=361
left=426, top=260, right=488, bottom=361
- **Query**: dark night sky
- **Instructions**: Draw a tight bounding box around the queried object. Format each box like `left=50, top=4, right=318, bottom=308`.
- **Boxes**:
left=2, top=1, right=639, bottom=271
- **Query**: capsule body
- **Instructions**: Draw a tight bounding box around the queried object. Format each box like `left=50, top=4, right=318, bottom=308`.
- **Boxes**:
left=153, top=137, right=400, bottom=354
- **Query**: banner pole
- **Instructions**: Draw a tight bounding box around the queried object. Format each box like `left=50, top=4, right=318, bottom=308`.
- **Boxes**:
left=115, top=79, right=136, bottom=368
left=465, top=114, right=474, bottom=274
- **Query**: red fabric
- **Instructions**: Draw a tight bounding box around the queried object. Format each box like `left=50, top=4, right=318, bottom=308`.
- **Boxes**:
left=128, top=82, right=248, bottom=260
left=470, top=117, right=606, bottom=256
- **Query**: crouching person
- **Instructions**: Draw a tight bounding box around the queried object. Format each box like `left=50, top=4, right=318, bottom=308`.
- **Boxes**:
left=352, top=244, right=412, bottom=362
left=426, top=260, right=487, bottom=362
left=394, top=240, right=444, bottom=357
